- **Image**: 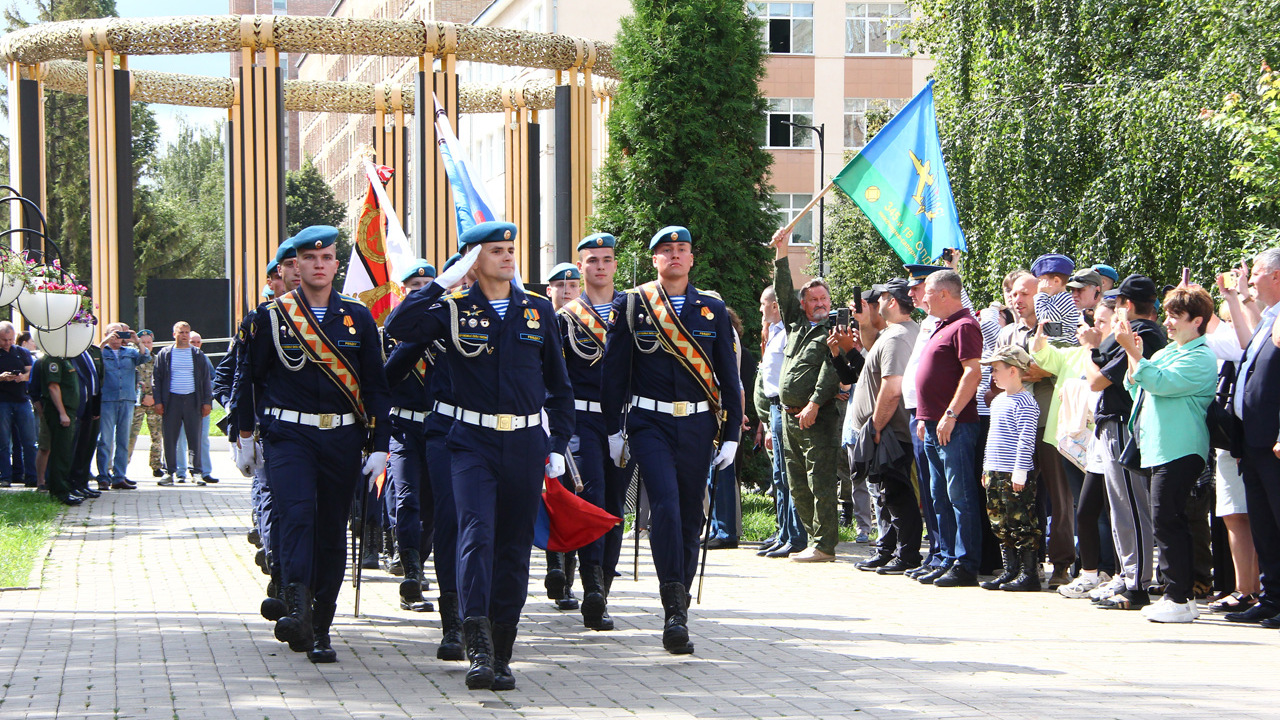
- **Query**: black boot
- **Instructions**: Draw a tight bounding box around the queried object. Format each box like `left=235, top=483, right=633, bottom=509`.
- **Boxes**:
left=255, top=548, right=270, bottom=575
left=490, top=623, right=518, bottom=691
left=558, top=553, right=579, bottom=610
left=261, top=564, right=286, bottom=621
left=981, top=544, right=1019, bottom=591
left=463, top=616, right=495, bottom=690
left=380, top=526, right=403, bottom=576
left=545, top=551, right=566, bottom=601
left=1001, top=548, right=1042, bottom=592
left=274, top=582, right=314, bottom=653
left=437, top=591, right=465, bottom=661
left=308, top=603, right=338, bottom=663
left=659, top=581, right=694, bottom=654
left=580, top=564, right=613, bottom=631
left=360, top=524, right=380, bottom=570
left=398, top=548, right=434, bottom=612
left=840, top=501, right=854, bottom=528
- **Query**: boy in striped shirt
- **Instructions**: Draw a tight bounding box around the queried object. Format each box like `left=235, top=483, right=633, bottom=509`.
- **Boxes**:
left=1031, top=253, right=1081, bottom=345
left=980, top=344, right=1042, bottom=592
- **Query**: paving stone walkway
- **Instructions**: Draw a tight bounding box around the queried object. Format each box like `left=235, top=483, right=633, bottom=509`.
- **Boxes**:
left=1, top=443, right=1277, bottom=719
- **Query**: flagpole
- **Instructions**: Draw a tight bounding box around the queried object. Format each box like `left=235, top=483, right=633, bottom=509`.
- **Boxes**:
left=777, top=178, right=837, bottom=241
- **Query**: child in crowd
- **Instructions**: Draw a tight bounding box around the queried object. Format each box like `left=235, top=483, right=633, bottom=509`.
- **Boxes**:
left=979, top=344, right=1042, bottom=592
left=1031, top=253, right=1081, bottom=345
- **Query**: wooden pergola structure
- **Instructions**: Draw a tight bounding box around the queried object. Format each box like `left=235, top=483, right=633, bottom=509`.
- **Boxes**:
left=2, top=15, right=618, bottom=329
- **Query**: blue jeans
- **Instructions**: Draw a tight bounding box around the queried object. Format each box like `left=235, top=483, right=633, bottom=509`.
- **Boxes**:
left=709, top=461, right=739, bottom=541
left=922, top=419, right=983, bottom=573
left=0, top=400, right=37, bottom=484
left=174, top=414, right=211, bottom=477
left=98, top=400, right=134, bottom=481
left=770, top=403, right=807, bottom=547
left=910, top=412, right=943, bottom=567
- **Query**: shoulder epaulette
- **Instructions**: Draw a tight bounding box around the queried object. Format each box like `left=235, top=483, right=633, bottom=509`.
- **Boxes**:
left=701, top=289, right=723, bottom=301
left=445, top=290, right=467, bottom=300
left=624, top=287, right=641, bottom=295
left=339, top=294, right=363, bottom=304
left=524, top=290, right=547, bottom=300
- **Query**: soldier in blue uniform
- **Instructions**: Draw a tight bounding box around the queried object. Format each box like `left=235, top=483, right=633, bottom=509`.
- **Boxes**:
left=558, top=233, right=626, bottom=630
left=232, top=226, right=391, bottom=664
left=601, top=225, right=742, bottom=655
left=543, top=261, right=583, bottom=612
left=385, top=221, right=574, bottom=691
left=383, top=260, right=438, bottom=614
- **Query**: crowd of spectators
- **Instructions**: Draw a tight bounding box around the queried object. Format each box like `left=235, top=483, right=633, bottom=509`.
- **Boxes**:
left=0, top=321, right=217, bottom=503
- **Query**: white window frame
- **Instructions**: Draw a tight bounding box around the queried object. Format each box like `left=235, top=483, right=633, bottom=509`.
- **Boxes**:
left=775, top=193, right=814, bottom=246
left=748, top=2, right=815, bottom=55
left=764, top=98, right=815, bottom=149
left=845, top=3, right=910, bottom=56
left=844, top=97, right=906, bottom=150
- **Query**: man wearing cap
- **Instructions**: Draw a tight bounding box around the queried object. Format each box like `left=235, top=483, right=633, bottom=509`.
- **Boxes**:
left=846, top=280, right=922, bottom=573
left=386, top=221, right=573, bottom=690
left=604, top=225, right=741, bottom=654
left=1093, top=265, right=1119, bottom=292
left=234, top=225, right=391, bottom=664
left=96, top=323, right=149, bottom=489
left=546, top=263, right=582, bottom=311
left=557, top=232, right=625, bottom=630
left=1067, top=269, right=1105, bottom=324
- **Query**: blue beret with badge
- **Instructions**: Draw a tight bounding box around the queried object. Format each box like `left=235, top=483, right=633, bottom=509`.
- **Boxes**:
left=1031, top=253, right=1075, bottom=278
left=904, top=263, right=948, bottom=288
left=650, top=225, right=692, bottom=250
left=547, top=263, right=581, bottom=282
left=1092, top=264, right=1119, bottom=283
left=274, top=237, right=298, bottom=263
left=291, top=225, right=339, bottom=251
left=442, top=252, right=462, bottom=273
left=266, top=258, right=279, bottom=276
left=397, top=260, right=437, bottom=284
left=460, top=221, right=518, bottom=248
left=577, top=233, right=616, bottom=252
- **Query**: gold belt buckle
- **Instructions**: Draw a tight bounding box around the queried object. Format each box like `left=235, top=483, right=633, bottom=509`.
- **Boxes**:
left=317, top=413, right=336, bottom=429
left=671, top=401, right=690, bottom=417
left=495, top=414, right=514, bottom=431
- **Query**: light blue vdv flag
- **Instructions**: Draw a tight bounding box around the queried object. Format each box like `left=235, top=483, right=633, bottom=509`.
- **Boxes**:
left=832, top=80, right=965, bottom=263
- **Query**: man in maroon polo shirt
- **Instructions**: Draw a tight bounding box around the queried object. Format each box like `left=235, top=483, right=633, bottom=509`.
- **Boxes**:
left=914, top=270, right=985, bottom=587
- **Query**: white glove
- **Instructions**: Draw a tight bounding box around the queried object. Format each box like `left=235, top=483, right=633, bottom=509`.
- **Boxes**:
left=712, top=440, right=739, bottom=470
left=433, top=246, right=479, bottom=289
left=232, top=437, right=262, bottom=477
left=546, top=452, right=566, bottom=478
left=362, top=451, right=389, bottom=479
left=608, top=432, right=627, bottom=468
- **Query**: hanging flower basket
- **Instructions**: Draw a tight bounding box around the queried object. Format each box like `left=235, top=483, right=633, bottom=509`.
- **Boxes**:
left=17, top=262, right=84, bottom=331
left=33, top=320, right=95, bottom=358
left=0, top=250, right=31, bottom=307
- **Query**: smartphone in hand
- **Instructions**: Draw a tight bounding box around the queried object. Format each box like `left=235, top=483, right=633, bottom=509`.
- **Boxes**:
left=836, top=307, right=850, bottom=330
left=1042, top=321, right=1063, bottom=336
left=852, top=286, right=862, bottom=314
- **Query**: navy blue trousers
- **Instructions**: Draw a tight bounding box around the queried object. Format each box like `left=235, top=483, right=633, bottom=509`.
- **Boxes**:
left=388, top=415, right=433, bottom=556
left=627, top=409, right=717, bottom=589
left=251, top=464, right=278, bottom=568
left=448, top=424, right=547, bottom=624
left=424, top=430, right=457, bottom=593
left=263, top=420, right=362, bottom=610
left=573, top=412, right=626, bottom=576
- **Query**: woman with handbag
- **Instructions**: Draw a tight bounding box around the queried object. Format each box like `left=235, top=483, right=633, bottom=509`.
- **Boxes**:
left=1115, top=285, right=1218, bottom=623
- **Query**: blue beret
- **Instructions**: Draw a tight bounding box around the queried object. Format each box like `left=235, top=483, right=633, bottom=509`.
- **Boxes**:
left=904, top=264, right=948, bottom=288
left=577, top=233, right=616, bottom=251
left=289, top=225, right=339, bottom=253
left=649, top=225, right=692, bottom=250
left=547, top=263, right=581, bottom=282
left=266, top=259, right=279, bottom=276
left=460, top=221, right=517, bottom=248
left=397, top=260, right=437, bottom=284
left=274, top=238, right=298, bottom=263
left=1092, top=264, right=1119, bottom=283
left=1031, top=253, right=1075, bottom=278
left=442, top=253, right=462, bottom=273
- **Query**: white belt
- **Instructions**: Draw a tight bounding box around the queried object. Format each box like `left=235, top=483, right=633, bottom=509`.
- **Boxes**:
left=575, top=399, right=602, bottom=414
left=433, top=401, right=540, bottom=432
left=631, top=395, right=710, bottom=418
left=390, top=407, right=428, bottom=423
left=266, top=407, right=358, bottom=430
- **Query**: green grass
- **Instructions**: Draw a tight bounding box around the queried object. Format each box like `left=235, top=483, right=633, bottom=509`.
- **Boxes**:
left=135, top=406, right=226, bottom=437
left=740, top=490, right=866, bottom=543
left=0, top=492, right=62, bottom=586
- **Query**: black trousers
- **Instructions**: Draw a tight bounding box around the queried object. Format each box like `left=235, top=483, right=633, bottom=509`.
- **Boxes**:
left=1242, top=445, right=1280, bottom=608
left=1150, top=454, right=1207, bottom=604
left=69, top=412, right=100, bottom=492
left=861, top=454, right=922, bottom=565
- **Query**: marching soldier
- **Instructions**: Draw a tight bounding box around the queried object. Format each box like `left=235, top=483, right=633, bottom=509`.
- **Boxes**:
left=233, top=226, right=391, bottom=664
left=602, top=226, right=742, bottom=654
left=383, top=260, right=438, bottom=614
left=543, top=261, right=582, bottom=612
left=558, top=233, right=626, bottom=630
left=386, top=221, right=574, bottom=691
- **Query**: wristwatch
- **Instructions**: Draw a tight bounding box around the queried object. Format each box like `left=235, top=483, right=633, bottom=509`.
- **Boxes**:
left=944, top=409, right=958, bottom=420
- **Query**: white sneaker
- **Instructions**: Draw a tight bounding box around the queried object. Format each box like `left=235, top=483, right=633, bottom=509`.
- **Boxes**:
left=1143, top=597, right=1197, bottom=623
left=1060, top=572, right=1111, bottom=599
left=1089, top=575, right=1127, bottom=602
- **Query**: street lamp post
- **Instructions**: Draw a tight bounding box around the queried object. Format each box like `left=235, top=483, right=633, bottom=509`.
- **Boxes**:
left=783, top=119, right=825, bottom=275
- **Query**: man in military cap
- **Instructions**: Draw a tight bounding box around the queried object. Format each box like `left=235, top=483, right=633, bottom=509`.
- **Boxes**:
left=382, top=259, right=437, bottom=614
left=233, top=225, right=391, bottom=664
left=602, top=225, right=742, bottom=654
left=546, top=263, right=582, bottom=310
left=386, top=221, right=574, bottom=691
left=556, top=232, right=625, bottom=631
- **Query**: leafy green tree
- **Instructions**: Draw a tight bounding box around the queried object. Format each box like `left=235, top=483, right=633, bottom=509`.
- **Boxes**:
left=1204, top=62, right=1280, bottom=212
left=593, top=0, right=776, bottom=338
left=905, top=0, right=1280, bottom=304
left=140, top=118, right=226, bottom=291
left=286, top=156, right=350, bottom=278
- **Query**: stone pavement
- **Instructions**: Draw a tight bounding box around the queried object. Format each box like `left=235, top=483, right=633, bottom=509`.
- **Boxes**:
left=1, top=443, right=1278, bottom=719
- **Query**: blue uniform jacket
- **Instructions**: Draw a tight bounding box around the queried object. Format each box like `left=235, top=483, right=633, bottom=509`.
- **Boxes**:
left=232, top=290, right=392, bottom=453
left=558, top=293, right=622, bottom=405
left=601, top=284, right=743, bottom=444
left=384, top=281, right=575, bottom=456
left=384, top=339, right=434, bottom=413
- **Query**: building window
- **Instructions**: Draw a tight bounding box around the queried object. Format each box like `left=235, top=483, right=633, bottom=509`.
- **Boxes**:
left=764, top=98, right=814, bottom=148
left=845, top=3, right=909, bottom=55
left=272, top=0, right=287, bottom=13
left=748, top=3, right=814, bottom=54
left=843, top=97, right=906, bottom=149
left=775, top=193, right=814, bottom=246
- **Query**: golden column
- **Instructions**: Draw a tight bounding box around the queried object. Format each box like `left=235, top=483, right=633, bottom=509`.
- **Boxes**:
left=412, top=23, right=459, bottom=267
left=502, top=86, right=538, bottom=282
left=373, top=82, right=408, bottom=224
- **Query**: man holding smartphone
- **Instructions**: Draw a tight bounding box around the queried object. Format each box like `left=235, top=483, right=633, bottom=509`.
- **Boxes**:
left=98, top=323, right=150, bottom=489
left=0, top=321, right=35, bottom=489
